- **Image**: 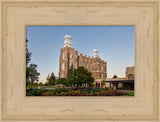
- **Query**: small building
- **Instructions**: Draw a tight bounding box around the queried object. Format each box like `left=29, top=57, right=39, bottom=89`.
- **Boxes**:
left=104, top=67, right=134, bottom=90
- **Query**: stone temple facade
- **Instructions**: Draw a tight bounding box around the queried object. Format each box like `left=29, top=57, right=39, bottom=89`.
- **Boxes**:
left=59, top=35, right=107, bottom=82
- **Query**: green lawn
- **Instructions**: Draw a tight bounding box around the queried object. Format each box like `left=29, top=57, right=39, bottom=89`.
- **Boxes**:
left=123, top=91, right=134, bottom=96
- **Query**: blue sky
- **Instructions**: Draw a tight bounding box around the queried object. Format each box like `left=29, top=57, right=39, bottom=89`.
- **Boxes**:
left=26, top=26, right=134, bottom=83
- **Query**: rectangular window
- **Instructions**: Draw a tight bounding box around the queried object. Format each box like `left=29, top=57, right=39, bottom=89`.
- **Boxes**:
left=61, top=62, right=65, bottom=70
left=62, top=53, right=64, bottom=59
left=86, top=64, right=88, bottom=69
left=75, top=62, right=77, bottom=69
left=101, top=66, right=103, bottom=71
left=61, top=73, right=64, bottom=78
left=70, top=61, right=72, bottom=67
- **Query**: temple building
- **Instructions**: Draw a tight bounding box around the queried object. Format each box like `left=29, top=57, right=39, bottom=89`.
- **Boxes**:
left=59, top=35, right=107, bottom=86
left=59, top=34, right=134, bottom=90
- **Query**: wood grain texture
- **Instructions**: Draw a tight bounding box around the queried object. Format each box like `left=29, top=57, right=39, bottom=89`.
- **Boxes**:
left=0, top=0, right=159, bottom=121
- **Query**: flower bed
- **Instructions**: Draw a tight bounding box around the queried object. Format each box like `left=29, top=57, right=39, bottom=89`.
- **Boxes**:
left=26, top=87, right=129, bottom=96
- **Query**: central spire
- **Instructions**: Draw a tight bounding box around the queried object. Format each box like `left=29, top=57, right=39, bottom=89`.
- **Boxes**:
left=63, top=34, right=72, bottom=48
left=93, top=48, right=99, bottom=58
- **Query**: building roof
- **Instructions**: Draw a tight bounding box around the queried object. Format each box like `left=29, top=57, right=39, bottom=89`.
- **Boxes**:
left=64, top=34, right=71, bottom=39
left=104, top=79, right=134, bottom=83
left=105, top=77, right=127, bottom=81
left=93, top=48, right=98, bottom=52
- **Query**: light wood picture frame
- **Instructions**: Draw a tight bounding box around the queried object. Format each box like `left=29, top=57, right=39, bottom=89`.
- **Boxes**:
left=0, top=0, right=159, bottom=121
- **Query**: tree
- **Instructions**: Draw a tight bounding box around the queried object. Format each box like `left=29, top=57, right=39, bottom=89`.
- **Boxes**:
left=26, top=39, right=32, bottom=81
left=26, top=39, right=40, bottom=86
left=28, top=64, right=40, bottom=84
left=113, top=74, right=118, bottom=79
left=68, top=66, right=94, bottom=87
left=39, top=82, right=43, bottom=86
left=44, top=82, right=49, bottom=86
left=101, top=81, right=105, bottom=88
left=26, top=67, right=31, bottom=82
left=48, top=72, right=56, bottom=85
left=46, top=74, right=50, bottom=83
left=67, top=64, right=74, bottom=78
left=56, top=67, right=94, bottom=87
left=26, top=39, right=32, bottom=67
left=56, top=78, right=68, bottom=85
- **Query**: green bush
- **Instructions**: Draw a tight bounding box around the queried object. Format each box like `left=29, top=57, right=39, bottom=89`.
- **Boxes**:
left=26, top=89, right=50, bottom=96
left=42, top=91, right=55, bottom=96
left=54, top=88, right=69, bottom=93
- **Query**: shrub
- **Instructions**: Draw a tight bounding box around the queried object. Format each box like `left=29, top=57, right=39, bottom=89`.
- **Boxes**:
left=26, top=89, right=50, bottom=96
left=54, top=88, right=69, bottom=93
left=42, top=91, right=56, bottom=96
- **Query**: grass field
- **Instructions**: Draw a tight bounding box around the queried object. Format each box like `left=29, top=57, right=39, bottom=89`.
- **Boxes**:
left=123, top=91, right=134, bottom=96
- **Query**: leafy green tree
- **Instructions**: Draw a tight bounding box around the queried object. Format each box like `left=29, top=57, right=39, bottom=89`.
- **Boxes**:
left=56, top=78, right=67, bottom=85
left=48, top=72, right=56, bottom=85
left=26, top=39, right=32, bottom=81
left=67, top=64, right=74, bottom=78
left=26, top=81, right=31, bottom=88
left=68, top=66, right=94, bottom=87
left=56, top=67, right=94, bottom=87
left=26, top=39, right=40, bottom=86
left=39, top=82, right=43, bottom=86
left=26, top=67, right=31, bottom=82
left=113, top=74, right=118, bottom=79
left=101, top=81, right=105, bottom=88
left=67, top=72, right=77, bottom=86
left=46, top=74, right=50, bottom=84
left=26, top=39, right=32, bottom=67
left=45, top=82, right=48, bottom=86
left=28, top=64, right=40, bottom=84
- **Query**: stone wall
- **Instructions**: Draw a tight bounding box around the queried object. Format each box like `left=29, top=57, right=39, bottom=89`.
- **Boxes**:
left=126, top=66, right=134, bottom=80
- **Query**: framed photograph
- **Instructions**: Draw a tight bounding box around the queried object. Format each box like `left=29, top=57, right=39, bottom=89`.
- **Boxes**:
left=25, top=26, right=134, bottom=97
left=0, top=0, right=159, bottom=121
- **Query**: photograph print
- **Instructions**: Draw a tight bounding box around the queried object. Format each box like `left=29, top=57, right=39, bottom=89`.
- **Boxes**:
left=26, top=26, right=134, bottom=96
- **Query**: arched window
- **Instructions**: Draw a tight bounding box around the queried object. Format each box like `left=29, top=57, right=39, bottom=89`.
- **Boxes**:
left=61, top=62, right=65, bottom=70
left=128, top=74, right=134, bottom=80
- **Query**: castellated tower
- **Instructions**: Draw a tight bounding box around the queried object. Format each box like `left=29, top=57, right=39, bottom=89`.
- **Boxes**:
left=59, top=35, right=107, bottom=82
left=59, top=35, right=78, bottom=78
